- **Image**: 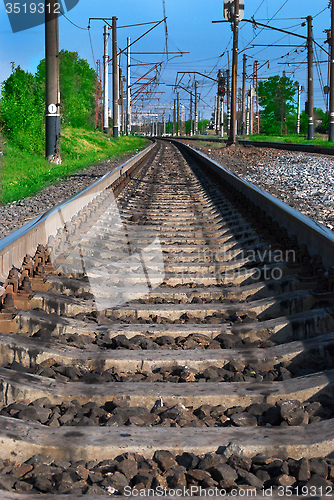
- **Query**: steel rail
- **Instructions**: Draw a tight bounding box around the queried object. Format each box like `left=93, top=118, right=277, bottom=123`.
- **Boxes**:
left=171, top=139, right=334, bottom=270
left=0, top=143, right=156, bottom=286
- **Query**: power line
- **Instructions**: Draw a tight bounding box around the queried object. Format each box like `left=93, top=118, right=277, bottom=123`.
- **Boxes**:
left=88, top=28, right=96, bottom=66
left=241, top=0, right=291, bottom=52
left=59, top=10, right=88, bottom=30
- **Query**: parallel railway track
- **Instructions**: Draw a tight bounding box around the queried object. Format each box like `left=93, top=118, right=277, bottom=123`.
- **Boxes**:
left=0, top=140, right=334, bottom=498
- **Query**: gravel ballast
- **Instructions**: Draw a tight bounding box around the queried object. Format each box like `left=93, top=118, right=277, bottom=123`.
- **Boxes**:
left=5, top=347, right=333, bottom=383
left=1, top=396, right=333, bottom=429
left=0, top=152, right=141, bottom=240
left=180, top=140, right=334, bottom=231
left=0, top=449, right=334, bottom=495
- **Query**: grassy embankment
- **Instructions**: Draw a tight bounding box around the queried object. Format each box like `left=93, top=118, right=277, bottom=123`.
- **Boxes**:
left=246, top=134, right=334, bottom=148
left=192, top=130, right=334, bottom=148
left=185, top=133, right=334, bottom=155
left=0, top=128, right=148, bottom=205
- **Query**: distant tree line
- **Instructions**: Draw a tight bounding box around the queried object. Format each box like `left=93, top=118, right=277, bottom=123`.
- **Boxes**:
left=164, top=119, right=209, bottom=135
left=0, top=50, right=96, bottom=154
left=209, top=75, right=328, bottom=137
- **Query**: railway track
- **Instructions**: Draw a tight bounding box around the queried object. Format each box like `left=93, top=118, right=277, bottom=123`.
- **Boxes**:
left=0, top=139, right=334, bottom=498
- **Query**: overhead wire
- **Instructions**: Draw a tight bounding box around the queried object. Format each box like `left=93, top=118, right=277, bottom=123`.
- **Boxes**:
left=58, top=10, right=88, bottom=30
left=314, top=44, right=327, bottom=108
left=88, top=28, right=96, bottom=66
left=241, top=0, right=291, bottom=52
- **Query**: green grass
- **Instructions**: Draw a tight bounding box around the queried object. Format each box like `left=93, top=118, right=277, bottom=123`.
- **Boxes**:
left=246, top=134, right=334, bottom=148
left=0, top=128, right=148, bottom=204
left=186, top=132, right=334, bottom=149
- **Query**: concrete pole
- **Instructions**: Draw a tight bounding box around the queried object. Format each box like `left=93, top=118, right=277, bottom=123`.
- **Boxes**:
left=194, top=81, right=198, bottom=135
left=123, top=78, right=126, bottom=133
left=45, top=1, right=61, bottom=162
left=329, top=1, right=334, bottom=141
left=112, top=16, right=120, bottom=137
left=173, top=99, right=176, bottom=136
left=307, top=15, right=314, bottom=140
left=297, top=84, right=301, bottom=134
left=119, top=67, right=123, bottom=135
left=255, top=61, right=260, bottom=134
left=252, top=62, right=256, bottom=134
left=229, top=0, right=239, bottom=145
left=177, top=92, right=180, bottom=136
left=246, top=89, right=250, bottom=135
left=126, top=37, right=131, bottom=135
left=214, top=95, right=218, bottom=134
left=103, top=25, right=109, bottom=134
left=220, top=96, right=224, bottom=137
left=226, top=69, right=231, bottom=137
left=217, top=95, right=221, bottom=137
left=249, top=86, right=254, bottom=134
left=190, top=91, right=193, bottom=136
left=241, top=54, right=246, bottom=136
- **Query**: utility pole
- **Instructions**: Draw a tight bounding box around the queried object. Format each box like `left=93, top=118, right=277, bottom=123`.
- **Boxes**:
left=228, top=0, right=239, bottom=145
left=214, top=95, right=218, bottom=134
left=325, top=29, right=331, bottom=114
left=216, top=95, right=221, bottom=135
left=252, top=61, right=258, bottom=134
left=173, top=99, right=176, bottom=136
left=241, top=54, right=246, bottom=135
left=119, top=68, right=123, bottom=134
left=226, top=69, right=231, bottom=137
left=103, top=25, right=109, bottom=134
left=249, top=86, right=254, bottom=134
left=182, top=104, right=185, bottom=136
left=330, top=0, right=334, bottom=141
left=190, top=91, right=193, bottom=136
left=297, top=84, right=301, bottom=134
left=123, top=78, right=126, bottom=132
left=307, top=15, right=314, bottom=140
left=177, top=92, right=180, bottom=136
left=45, top=0, right=60, bottom=162
left=194, top=81, right=198, bottom=135
left=126, top=36, right=131, bottom=135
left=254, top=60, right=259, bottom=134
left=246, top=87, right=250, bottom=135
left=112, top=16, right=120, bottom=138
left=220, top=96, right=224, bottom=137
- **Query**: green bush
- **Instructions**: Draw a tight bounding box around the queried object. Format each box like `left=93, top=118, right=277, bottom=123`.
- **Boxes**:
left=0, top=66, right=44, bottom=153
left=36, top=50, right=96, bottom=129
left=0, top=51, right=97, bottom=155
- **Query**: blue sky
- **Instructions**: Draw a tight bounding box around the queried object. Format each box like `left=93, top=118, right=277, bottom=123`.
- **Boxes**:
left=0, top=0, right=331, bottom=120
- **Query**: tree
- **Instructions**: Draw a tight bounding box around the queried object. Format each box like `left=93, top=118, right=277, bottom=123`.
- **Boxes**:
left=314, top=107, right=329, bottom=134
left=258, top=75, right=297, bottom=135
left=36, top=50, right=96, bottom=128
left=198, top=119, right=209, bottom=134
left=0, top=66, right=44, bottom=153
